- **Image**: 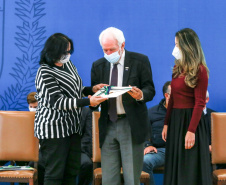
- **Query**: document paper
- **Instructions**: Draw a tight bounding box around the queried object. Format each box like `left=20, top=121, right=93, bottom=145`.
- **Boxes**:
left=93, top=86, right=132, bottom=98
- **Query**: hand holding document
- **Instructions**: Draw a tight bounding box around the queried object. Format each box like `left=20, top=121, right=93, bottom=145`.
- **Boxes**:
left=93, top=86, right=132, bottom=98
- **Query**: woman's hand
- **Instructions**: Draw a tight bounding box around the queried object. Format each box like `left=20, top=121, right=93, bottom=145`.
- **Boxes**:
left=144, top=146, right=157, bottom=155
left=89, top=95, right=108, bottom=107
left=185, top=131, right=195, bottom=149
left=162, top=125, right=168, bottom=142
left=92, top=84, right=109, bottom=93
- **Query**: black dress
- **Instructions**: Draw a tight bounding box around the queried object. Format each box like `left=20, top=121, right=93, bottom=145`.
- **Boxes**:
left=164, top=109, right=212, bottom=185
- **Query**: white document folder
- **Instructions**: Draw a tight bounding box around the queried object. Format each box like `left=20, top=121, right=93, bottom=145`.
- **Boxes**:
left=93, top=86, right=132, bottom=98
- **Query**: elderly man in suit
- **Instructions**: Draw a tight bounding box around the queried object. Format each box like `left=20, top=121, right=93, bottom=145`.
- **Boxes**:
left=91, top=27, right=155, bottom=185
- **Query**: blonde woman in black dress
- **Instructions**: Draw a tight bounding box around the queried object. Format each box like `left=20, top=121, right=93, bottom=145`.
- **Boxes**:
left=162, top=28, right=211, bottom=185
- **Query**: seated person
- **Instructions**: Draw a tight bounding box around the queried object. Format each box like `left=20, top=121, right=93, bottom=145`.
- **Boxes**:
left=143, top=81, right=171, bottom=185
left=27, top=92, right=38, bottom=112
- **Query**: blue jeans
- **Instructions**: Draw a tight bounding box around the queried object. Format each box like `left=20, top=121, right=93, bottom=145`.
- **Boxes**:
left=143, top=148, right=165, bottom=185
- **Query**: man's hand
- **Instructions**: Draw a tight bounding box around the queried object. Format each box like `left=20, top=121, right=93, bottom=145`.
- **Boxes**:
left=144, top=146, right=157, bottom=155
left=127, top=86, right=143, bottom=100
left=92, top=84, right=109, bottom=93
left=185, top=131, right=195, bottom=149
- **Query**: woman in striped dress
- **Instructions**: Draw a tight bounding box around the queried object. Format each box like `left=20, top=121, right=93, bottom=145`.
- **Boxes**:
left=35, top=33, right=107, bottom=185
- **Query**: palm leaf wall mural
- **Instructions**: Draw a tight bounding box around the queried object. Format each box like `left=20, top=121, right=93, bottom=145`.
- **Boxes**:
left=0, top=0, right=46, bottom=110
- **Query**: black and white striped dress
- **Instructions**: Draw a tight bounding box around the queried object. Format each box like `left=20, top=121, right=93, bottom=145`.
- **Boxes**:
left=34, top=61, right=91, bottom=139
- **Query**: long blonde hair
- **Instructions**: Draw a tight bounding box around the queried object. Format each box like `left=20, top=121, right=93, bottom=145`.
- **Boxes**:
left=173, top=28, right=209, bottom=88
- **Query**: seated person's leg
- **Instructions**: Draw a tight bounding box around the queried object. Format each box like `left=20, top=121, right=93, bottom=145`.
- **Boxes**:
left=143, top=148, right=165, bottom=185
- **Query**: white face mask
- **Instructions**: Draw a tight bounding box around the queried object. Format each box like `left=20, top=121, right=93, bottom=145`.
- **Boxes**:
left=104, top=50, right=121, bottom=64
left=60, top=54, right=70, bottom=64
left=172, top=46, right=182, bottom=60
left=29, top=107, right=37, bottom=112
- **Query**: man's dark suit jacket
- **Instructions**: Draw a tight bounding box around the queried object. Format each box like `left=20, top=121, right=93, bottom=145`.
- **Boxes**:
left=91, top=50, right=155, bottom=147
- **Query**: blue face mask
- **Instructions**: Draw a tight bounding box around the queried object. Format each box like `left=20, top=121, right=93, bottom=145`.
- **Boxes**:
left=104, top=50, right=120, bottom=64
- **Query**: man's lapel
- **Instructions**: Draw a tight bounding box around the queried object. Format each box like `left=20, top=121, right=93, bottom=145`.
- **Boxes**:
left=123, top=50, right=132, bottom=86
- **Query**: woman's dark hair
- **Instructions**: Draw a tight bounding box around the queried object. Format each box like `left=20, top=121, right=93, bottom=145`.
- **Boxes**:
left=39, top=33, right=74, bottom=66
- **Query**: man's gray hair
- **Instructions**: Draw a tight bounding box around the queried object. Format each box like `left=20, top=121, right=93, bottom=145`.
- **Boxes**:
left=206, top=90, right=209, bottom=99
left=99, top=27, right=125, bottom=47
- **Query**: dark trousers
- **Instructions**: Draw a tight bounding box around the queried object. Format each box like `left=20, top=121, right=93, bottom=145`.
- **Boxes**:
left=77, top=152, right=93, bottom=185
left=39, top=133, right=81, bottom=185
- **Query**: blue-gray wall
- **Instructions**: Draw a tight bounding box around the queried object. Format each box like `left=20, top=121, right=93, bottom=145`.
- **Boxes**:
left=1, top=0, right=226, bottom=112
